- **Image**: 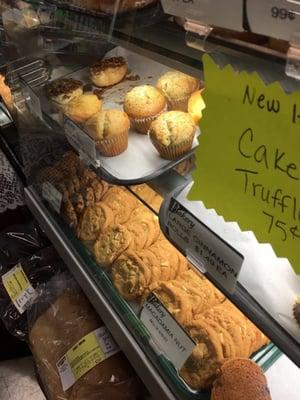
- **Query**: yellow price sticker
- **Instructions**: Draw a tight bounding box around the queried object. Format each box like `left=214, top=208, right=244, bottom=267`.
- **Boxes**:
left=189, top=54, right=300, bottom=274
left=66, top=330, right=105, bottom=381
left=56, top=326, right=119, bottom=391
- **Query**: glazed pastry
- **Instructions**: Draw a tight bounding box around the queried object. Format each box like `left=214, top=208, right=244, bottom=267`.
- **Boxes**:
left=123, top=85, right=167, bottom=134
left=46, top=78, right=83, bottom=109
left=111, top=251, right=151, bottom=300
left=90, top=57, right=127, bottom=87
left=157, top=70, right=199, bottom=111
left=93, top=224, right=131, bottom=267
left=211, top=358, right=272, bottom=400
left=149, top=111, right=196, bottom=160
left=85, top=109, right=130, bottom=156
left=76, top=202, right=114, bottom=241
left=63, top=94, right=102, bottom=124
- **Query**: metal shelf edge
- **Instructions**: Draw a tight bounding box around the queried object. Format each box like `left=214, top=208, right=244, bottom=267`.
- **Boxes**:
left=24, top=186, right=176, bottom=400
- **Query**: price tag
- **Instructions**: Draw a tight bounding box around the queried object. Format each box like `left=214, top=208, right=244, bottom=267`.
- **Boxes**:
left=161, top=0, right=244, bottom=32
left=189, top=54, right=300, bottom=275
left=21, top=84, right=42, bottom=120
left=63, top=116, right=98, bottom=167
left=2, top=263, right=37, bottom=314
left=140, top=294, right=196, bottom=369
left=166, top=199, right=244, bottom=293
left=56, top=326, right=119, bottom=391
left=42, top=181, right=62, bottom=214
left=247, top=0, right=300, bottom=41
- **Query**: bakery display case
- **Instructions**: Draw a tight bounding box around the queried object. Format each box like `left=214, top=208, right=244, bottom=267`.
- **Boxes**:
left=0, top=0, right=299, bottom=399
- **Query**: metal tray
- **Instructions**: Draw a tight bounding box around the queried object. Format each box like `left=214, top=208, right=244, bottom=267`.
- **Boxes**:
left=33, top=46, right=200, bottom=185
left=159, top=182, right=300, bottom=367
left=36, top=183, right=281, bottom=399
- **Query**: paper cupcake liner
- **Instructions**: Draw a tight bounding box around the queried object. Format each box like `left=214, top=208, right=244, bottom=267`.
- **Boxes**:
left=131, top=105, right=168, bottom=134
left=97, top=130, right=128, bottom=157
left=150, top=134, right=195, bottom=160
left=168, top=82, right=200, bottom=112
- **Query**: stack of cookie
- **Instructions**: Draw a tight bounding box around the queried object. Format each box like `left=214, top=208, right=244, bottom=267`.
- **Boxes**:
left=153, top=269, right=269, bottom=390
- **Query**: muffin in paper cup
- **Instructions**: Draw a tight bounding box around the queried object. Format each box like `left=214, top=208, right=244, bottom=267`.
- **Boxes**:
left=150, top=134, right=194, bottom=160
left=149, top=110, right=196, bottom=160
left=167, top=95, right=191, bottom=112
left=124, top=85, right=167, bottom=135
left=85, top=109, right=129, bottom=157
left=97, top=130, right=128, bottom=157
left=130, top=105, right=167, bottom=134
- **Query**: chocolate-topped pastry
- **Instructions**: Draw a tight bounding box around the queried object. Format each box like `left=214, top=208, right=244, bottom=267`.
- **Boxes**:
left=293, top=296, right=300, bottom=327
left=47, top=78, right=83, bottom=109
left=90, top=56, right=127, bottom=87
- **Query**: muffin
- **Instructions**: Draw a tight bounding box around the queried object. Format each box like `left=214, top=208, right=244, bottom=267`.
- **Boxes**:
left=211, top=358, right=272, bottom=400
left=90, top=57, right=127, bottom=87
left=63, top=94, right=102, bottom=124
left=188, top=89, right=205, bottom=124
left=157, top=70, right=199, bottom=111
left=149, top=111, right=196, bottom=159
left=46, top=78, right=83, bottom=110
left=85, top=109, right=130, bottom=156
left=123, top=85, right=167, bottom=134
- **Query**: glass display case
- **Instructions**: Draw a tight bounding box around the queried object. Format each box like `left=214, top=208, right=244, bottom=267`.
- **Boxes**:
left=0, top=1, right=299, bottom=399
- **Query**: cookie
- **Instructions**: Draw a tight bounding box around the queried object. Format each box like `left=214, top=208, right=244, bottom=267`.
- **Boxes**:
left=93, top=224, right=131, bottom=268
left=76, top=202, right=114, bottom=242
left=111, top=251, right=151, bottom=300
left=61, top=199, right=78, bottom=228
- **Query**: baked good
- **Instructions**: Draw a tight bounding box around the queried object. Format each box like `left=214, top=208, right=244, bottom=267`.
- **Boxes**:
left=63, top=94, right=102, bottom=124
left=156, top=70, right=199, bottom=111
left=123, top=85, right=167, bottom=134
left=188, top=89, right=205, bottom=124
left=0, top=74, right=12, bottom=111
left=293, top=295, right=300, bottom=327
left=102, top=186, right=137, bottom=224
left=85, top=109, right=130, bottom=156
left=90, top=57, right=127, bottom=87
left=211, top=358, right=272, bottom=400
left=29, top=285, right=143, bottom=400
left=149, top=111, right=196, bottom=159
left=111, top=251, right=152, bottom=300
left=76, top=202, right=114, bottom=241
left=93, top=224, right=131, bottom=267
left=46, top=78, right=83, bottom=109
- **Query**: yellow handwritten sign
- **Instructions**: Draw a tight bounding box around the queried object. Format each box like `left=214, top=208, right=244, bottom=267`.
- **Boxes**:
left=189, top=54, right=300, bottom=274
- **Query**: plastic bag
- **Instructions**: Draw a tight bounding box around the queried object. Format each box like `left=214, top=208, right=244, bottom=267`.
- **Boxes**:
left=0, top=229, right=64, bottom=339
left=28, top=272, right=145, bottom=400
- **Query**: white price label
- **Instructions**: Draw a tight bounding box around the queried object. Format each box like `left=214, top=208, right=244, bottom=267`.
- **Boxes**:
left=42, top=181, right=62, bottom=214
left=247, top=0, right=300, bottom=41
left=166, top=199, right=244, bottom=293
left=63, top=116, right=97, bottom=166
left=56, top=326, right=119, bottom=392
left=161, top=0, right=244, bottom=31
left=21, top=84, right=42, bottom=120
left=140, top=294, right=196, bottom=370
left=2, top=263, right=37, bottom=314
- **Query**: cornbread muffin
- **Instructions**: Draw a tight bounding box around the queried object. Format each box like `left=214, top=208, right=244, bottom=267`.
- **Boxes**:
left=157, top=70, right=199, bottom=111
left=123, top=85, right=167, bottom=134
left=90, top=57, right=127, bottom=87
left=211, top=358, right=272, bottom=400
left=93, top=224, right=131, bottom=267
left=188, top=89, right=205, bottom=124
left=46, top=78, right=83, bottom=109
left=63, top=94, right=102, bottom=124
left=149, top=111, right=196, bottom=160
left=85, top=109, right=130, bottom=156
